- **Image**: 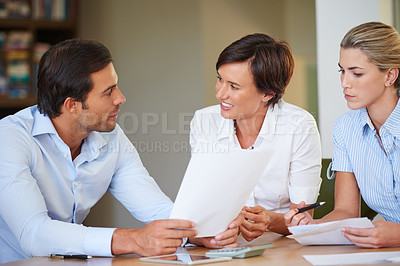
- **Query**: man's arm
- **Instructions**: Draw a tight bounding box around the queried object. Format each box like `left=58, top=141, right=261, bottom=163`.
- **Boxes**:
left=0, top=125, right=117, bottom=258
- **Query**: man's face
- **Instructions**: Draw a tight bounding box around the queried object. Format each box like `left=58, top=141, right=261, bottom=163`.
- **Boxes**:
left=76, top=63, right=126, bottom=133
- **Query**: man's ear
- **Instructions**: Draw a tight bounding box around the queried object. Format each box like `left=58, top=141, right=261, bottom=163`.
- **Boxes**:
left=385, top=68, right=399, bottom=87
left=63, top=97, right=79, bottom=113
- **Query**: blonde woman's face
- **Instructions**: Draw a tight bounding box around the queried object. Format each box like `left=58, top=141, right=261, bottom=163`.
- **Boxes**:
left=338, top=48, right=390, bottom=110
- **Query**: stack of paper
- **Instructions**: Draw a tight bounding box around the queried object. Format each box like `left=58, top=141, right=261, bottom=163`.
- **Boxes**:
left=288, top=217, right=374, bottom=245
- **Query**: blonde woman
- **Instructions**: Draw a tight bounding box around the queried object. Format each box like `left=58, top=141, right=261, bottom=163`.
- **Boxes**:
left=285, top=21, right=400, bottom=248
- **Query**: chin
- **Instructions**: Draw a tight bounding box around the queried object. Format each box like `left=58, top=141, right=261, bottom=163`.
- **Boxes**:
left=347, top=103, right=364, bottom=110
left=97, top=123, right=116, bottom=132
left=220, top=110, right=235, bottom=120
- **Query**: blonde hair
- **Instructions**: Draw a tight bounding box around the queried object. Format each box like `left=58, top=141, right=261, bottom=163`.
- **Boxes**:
left=341, top=21, right=400, bottom=92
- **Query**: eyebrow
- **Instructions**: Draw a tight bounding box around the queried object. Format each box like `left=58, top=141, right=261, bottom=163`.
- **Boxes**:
left=338, top=63, right=364, bottom=70
left=216, top=71, right=241, bottom=87
left=103, top=84, right=117, bottom=94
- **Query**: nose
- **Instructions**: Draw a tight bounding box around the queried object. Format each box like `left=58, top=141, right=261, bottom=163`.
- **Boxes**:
left=114, top=87, right=126, bottom=105
left=340, top=72, right=350, bottom=89
left=215, top=82, right=228, bottom=100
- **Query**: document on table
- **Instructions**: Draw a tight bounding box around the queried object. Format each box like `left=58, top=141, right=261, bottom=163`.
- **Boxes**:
left=303, top=251, right=400, bottom=265
left=170, top=150, right=271, bottom=237
left=287, top=217, right=374, bottom=245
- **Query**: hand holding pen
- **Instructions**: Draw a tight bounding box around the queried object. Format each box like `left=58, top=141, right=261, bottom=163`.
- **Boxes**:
left=284, top=201, right=325, bottom=227
left=297, top=202, right=325, bottom=213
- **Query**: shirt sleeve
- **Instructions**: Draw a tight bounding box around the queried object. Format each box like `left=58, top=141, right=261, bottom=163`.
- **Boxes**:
left=331, top=115, right=353, bottom=174
left=288, top=113, right=322, bottom=204
left=189, top=110, right=201, bottom=153
left=0, top=125, right=115, bottom=257
left=107, top=128, right=173, bottom=224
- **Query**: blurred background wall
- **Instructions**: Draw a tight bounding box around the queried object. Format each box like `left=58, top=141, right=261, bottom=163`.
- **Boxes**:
left=79, top=0, right=317, bottom=228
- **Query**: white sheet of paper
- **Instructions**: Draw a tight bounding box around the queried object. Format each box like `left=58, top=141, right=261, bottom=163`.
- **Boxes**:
left=287, top=217, right=374, bottom=245
left=303, top=251, right=400, bottom=265
left=170, top=150, right=271, bottom=237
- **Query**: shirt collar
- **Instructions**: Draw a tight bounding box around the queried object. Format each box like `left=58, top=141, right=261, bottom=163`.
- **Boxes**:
left=359, top=97, right=400, bottom=138
left=31, top=106, right=107, bottom=159
left=216, top=117, right=234, bottom=142
left=81, top=131, right=108, bottom=162
left=383, top=97, right=400, bottom=139
left=31, top=107, right=58, bottom=137
left=359, top=107, right=374, bottom=134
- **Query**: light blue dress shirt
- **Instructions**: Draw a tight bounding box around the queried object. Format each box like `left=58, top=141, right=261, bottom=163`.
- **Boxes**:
left=330, top=98, right=400, bottom=223
left=0, top=106, right=173, bottom=263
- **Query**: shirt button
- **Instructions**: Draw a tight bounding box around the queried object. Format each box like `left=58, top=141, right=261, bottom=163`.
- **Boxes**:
left=73, top=182, right=79, bottom=187
left=64, top=153, right=68, bottom=158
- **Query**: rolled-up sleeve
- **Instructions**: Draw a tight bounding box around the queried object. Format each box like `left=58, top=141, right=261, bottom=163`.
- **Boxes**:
left=288, top=114, right=322, bottom=204
left=331, top=116, right=353, bottom=173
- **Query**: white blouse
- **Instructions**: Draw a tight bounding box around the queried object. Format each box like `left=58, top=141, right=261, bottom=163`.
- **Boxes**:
left=189, top=100, right=322, bottom=213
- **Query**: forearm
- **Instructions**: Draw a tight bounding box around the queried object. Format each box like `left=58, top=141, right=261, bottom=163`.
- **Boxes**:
left=316, top=208, right=359, bottom=224
left=266, top=211, right=290, bottom=235
left=19, top=215, right=114, bottom=257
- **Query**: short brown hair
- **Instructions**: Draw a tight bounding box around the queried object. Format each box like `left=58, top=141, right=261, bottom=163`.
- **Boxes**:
left=37, top=39, right=113, bottom=118
left=216, top=33, right=294, bottom=106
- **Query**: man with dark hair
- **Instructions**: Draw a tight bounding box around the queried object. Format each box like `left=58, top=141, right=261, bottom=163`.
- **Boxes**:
left=0, top=39, right=240, bottom=263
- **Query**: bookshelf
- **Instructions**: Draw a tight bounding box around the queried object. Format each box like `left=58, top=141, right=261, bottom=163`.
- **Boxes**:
left=0, top=0, right=78, bottom=118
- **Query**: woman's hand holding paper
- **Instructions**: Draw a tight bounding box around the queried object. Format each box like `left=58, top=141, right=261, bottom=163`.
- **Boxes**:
left=189, top=213, right=244, bottom=248
left=342, top=220, right=400, bottom=248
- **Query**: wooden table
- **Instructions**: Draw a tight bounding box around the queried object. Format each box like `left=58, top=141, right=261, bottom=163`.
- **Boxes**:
left=3, top=232, right=399, bottom=266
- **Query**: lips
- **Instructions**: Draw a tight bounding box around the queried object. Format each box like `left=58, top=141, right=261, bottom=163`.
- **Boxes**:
left=344, top=94, right=354, bottom=100
left=110, top=110, right=120, bottom=120
left=220, top=101, right=233, bottom=111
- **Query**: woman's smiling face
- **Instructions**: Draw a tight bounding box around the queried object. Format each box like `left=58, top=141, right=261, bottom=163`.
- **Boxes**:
left=215, top=62, right=272, bottom=121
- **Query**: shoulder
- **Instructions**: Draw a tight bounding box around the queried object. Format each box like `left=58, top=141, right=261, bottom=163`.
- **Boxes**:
left=192, top=105, right=222, bottom=124
left=0, top=106, right=37, bottom=141
left=334, top=109, right=361, bottom=131
left=276, top=100, right=316, bottom=122
left=0, top=106, right=38, bottom=156
left=274, top=101, right=318, bottom=134
left=193, top=105, right=220, bottom=116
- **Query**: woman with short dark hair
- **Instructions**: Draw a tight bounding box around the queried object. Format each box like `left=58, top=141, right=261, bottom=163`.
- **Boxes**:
left=190, top=33, right=322, bottom=240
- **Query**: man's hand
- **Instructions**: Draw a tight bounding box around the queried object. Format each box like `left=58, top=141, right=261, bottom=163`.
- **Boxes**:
left=284, top=201, right=316, bottom=227
left=111, top=219, right=197, bottom=256
left=342, top=220, right=400, bottom=248
left=189, top=213, right=244, bottom=248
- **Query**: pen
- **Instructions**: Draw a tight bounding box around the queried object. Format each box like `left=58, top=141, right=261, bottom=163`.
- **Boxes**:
left=297, top=202, right=325, bottom=213
left=49, top=254, right=92, bottom=260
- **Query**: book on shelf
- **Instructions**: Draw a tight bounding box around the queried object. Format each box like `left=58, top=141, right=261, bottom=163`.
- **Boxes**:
left=32, top=42, right=50, bottom=94
left=0, top=0, right=30, bottom=19
left=0, top=31, right=6, bottom=97
left=32, top=0, right=75, bottom=21
left=4, top=30, right=32, bottom=99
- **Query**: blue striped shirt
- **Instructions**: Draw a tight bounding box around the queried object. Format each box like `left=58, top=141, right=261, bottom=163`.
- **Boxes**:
left=330, top=98, right=400, bottom=223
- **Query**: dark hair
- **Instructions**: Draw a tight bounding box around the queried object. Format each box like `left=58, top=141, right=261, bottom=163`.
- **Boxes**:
left=216, top=33, right=294, bottom=106
left=37, top=38, right=113, bottom=118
